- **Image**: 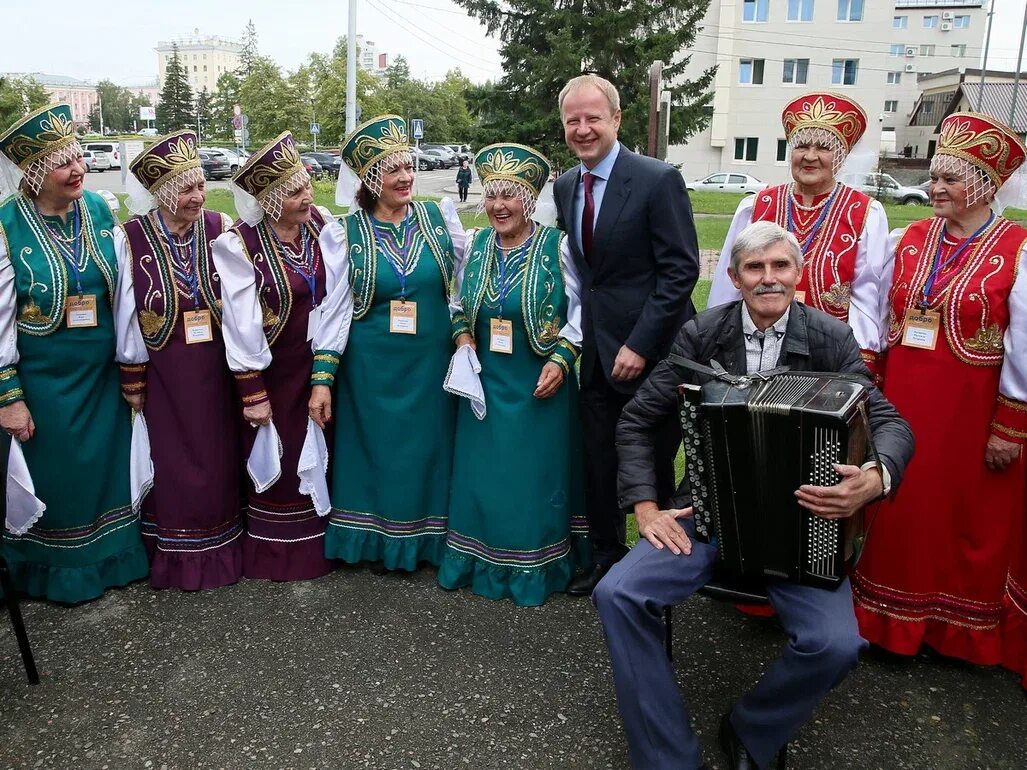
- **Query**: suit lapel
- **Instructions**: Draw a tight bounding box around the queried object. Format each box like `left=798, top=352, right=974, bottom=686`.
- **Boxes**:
left=556, top=171, right=587, bottom=271
left=591, top=148, right=632, bottom=272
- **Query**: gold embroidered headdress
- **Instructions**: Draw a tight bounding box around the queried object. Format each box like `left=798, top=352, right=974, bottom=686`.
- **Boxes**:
left=126, top=130, right=205, bottom=215
left=0, top=103, right=82, bottom=196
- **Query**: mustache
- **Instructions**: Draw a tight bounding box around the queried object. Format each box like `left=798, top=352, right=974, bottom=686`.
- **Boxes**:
left=752, top=284, right=787, bottom=296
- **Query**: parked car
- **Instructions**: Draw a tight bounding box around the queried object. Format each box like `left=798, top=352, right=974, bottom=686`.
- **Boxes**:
left=411, top=148, right=442, bottom=171
left=842, top=173, right=929, bottom=205
left=82, top=142, right=122, bottom=169
left=421, top=144, right=459, bottom=168
left=201, top=148, right=244, bottom=173
left=139, top=128, right=159, bottom=137
left=299, top=155, right=324, bottom=179
left=198, top=150, right=232, bottom=180
left=446, top=144, right=472, bottom=162
left=685, top=172, right=767, bottom=195
left=304, top=152, right=342, bottom=179
left=81, top=150, right=111, bottom=172
left=422, top=148, right=457, bottom=169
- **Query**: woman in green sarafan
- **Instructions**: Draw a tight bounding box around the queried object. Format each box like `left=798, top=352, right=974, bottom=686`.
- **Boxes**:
left=438, top=143, right=590, bottom=606
left=309, top=115, right=466, bottom=570
left=0, top=104, right=147, bottom=603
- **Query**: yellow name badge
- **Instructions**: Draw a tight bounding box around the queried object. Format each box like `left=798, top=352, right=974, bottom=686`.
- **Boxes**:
left=794, top=290, right=806, bottom=305
left=389, top=300, right=417, bottom=334
left=490, top=317, right=514, bottom=354
left=901, top=308, right=941, bottom=350
left=183, top=309, right=213, bottom=344
left=66, top=294, right=98, bottom=328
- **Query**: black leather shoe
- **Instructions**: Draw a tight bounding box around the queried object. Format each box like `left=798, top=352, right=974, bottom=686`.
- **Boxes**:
left=719, top=713, right=757, bottom=770
left=719, top=713, right=788, bottom=769
left=566, top=562, right=612, bottom=596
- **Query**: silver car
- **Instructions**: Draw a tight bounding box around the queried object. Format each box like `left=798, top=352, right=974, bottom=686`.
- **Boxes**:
left=841, top=173, right=929, bottom=206
left=686, top=172, right=767, bottom=195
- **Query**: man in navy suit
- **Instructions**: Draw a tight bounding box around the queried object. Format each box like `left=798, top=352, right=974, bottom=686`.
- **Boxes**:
left=554, top=74, right=701, bottom=596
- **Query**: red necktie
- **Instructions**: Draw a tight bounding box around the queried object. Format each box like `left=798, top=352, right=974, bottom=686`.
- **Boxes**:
left=581, top=171, right=595, bottom=261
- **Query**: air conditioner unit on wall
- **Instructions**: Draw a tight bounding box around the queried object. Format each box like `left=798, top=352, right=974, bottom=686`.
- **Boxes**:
left=941, top=21, right=952, bottom=31
left=905, top=63, right=916, bottom=73
left=941, top=11, right=954, bottom=19
left=905, top=46, right=918, bottom=57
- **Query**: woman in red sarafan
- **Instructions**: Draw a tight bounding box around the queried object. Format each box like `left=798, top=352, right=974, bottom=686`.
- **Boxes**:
left=853, top=112, right=1027, bottom=667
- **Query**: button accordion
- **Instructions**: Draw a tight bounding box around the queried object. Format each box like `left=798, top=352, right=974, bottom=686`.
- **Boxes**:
left=677, top=372, right=871, bottom=590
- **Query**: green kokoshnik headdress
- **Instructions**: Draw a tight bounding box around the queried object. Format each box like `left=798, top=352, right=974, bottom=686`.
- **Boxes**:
left=474, top=143, right=552, bottom=219
left=336, top=115, right=412, bottom=205
left=0, top=103, right=82, bottom=197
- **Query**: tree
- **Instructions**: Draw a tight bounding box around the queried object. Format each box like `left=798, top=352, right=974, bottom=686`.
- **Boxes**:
left=385, top=56, right=412, bottom=90
left=156, top=44, right=194, bottom=133
left=239, top=20, right=260, bottom=78
left=452, top=0, right=716, bottom=167
left=210, top=71, right=242, bottom=142
left=195, top=87, right=214, bottom=141
left=91, top=80, right=139, bottom=133
left=0, top=76, right=50, bottom=131
left=307, top=37, right=387, bottom=146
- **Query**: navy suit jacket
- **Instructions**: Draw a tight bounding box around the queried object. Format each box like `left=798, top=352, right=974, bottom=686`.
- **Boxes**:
left=554, top=144, right=701, bottom=394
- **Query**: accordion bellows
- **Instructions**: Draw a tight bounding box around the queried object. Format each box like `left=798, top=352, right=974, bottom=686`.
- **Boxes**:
left=678, top=373, right=870, bottom=590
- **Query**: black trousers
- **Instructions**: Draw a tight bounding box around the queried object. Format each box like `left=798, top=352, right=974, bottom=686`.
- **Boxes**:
left=458, top=184, right=469, bottom=202
left=579, top=364, right=681, bottom=566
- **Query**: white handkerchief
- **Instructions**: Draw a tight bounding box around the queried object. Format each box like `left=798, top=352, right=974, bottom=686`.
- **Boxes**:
left=443, top=344, right=486, bottom=420
left=130, top=411, right=155, bottom=513
left=298, top=418, right=331, bottom=516
left=247, top=421, right=283, bottom=493
left=6, top=440, right=46, bottom=536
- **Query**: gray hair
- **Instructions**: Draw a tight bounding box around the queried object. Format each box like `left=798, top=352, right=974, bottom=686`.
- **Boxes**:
left=729, top=220, right=803, bottom=274
left=558, top=75, right=621, bottom=117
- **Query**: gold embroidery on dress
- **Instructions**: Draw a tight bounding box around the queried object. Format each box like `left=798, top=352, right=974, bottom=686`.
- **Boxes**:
left=964, top=323, right=1003, bottom=353
left=539, top=318, right=561, bottom=343
left=18, top=302, right=44, bottom=323
left=138, top=309, right=164, bottom=338
left=819, top=281, right=851, bottom=310
left=261, top=303, right=280, bottom=328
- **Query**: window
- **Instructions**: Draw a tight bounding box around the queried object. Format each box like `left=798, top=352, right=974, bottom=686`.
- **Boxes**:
left=787, top=0, right=813, bottom=22
left=739, top=59, right=765, bottom=85
left=922, top=101, right=934, bottom=115
left=203, top=65, right=207, bottom=71
left=734, top=137, right=759, bottom=162
left=743, top=0, right=769, bottom=22
left=920, top=44, right=936, bottom=57
left=951, top=44, right=966, bottom=57
left=782, top=59, right=809, bottom=84
left=837, top=0, right=862, bottom=22
left=893, top=15, right=907, bottom=28
left=706, top=174, right=728, bottom=184
left=831, top=58, right=859, bottom=85
left=889, top=44, right=905, bottom=57
left=884, top=100, right=898, bottom=112
left=922, top=15, right=938, bottom=28
left=777, top=139, right=789, bottom=162
left=728, top=175, right=749, bottom=185
left=887, top=71, right=902, bottom=84
left=954, top=15, right=970, bottom=28
left=193, top=65, right=198, bottom=72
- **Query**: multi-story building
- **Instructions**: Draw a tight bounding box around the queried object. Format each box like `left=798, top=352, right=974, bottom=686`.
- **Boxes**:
left=670, top=0, right=987, bottom=184
left=905, top=68, right=1027, bottom=155
left=356, top=35, right=389, bottom=78
left=2, top=73, right=98, bottom=125
left=156, top=33, right=243, bottom=95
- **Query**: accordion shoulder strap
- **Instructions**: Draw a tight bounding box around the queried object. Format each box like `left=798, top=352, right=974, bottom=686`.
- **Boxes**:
left=666, top=354, right=791, bottom=384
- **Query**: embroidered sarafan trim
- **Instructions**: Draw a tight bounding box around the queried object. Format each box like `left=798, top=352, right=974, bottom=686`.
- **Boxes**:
left=852, top=571, right=1003, bottom=630
left=445, top=529, right=572, bottom=569
left=141, top=515, right=244, bottom=554
left=18, top=505, right=135, bottom=549
left=328, top=508, right=447, bottom=538
left=13, top=194, right=115, bottom=336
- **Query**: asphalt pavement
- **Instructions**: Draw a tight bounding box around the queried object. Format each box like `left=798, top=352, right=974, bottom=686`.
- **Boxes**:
left=0, top=566, right=1023, bottom=770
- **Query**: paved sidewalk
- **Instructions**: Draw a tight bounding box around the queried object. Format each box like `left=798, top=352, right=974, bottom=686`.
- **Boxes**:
left=1, top=566, right=1023, bottom=770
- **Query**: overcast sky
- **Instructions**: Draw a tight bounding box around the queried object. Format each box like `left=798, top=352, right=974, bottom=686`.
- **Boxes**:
left=0, top=0, right=1023, bottom=85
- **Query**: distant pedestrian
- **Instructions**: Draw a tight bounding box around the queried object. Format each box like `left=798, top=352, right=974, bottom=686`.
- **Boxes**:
left=456, top=160, right=472, bottom=202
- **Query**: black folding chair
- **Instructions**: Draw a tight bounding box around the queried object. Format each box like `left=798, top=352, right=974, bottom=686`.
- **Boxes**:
left=663, top=573, right=770, bottom=662
left=0, top=441, right=40, bottom=685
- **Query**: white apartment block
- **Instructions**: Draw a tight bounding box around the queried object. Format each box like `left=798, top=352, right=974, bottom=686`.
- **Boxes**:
left=356, top=35, right=389, bottom=78
left=156, top=33, right=243, bottom=95
left=670, top=0, right=986, bottom=184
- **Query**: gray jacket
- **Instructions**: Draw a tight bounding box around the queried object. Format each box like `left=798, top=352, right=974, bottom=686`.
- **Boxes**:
left=616, top=300, right=915, bottom=510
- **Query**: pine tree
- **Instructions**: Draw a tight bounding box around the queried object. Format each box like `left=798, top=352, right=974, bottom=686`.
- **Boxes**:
left=239, top=20, right=259, bottom=78
left=156, top=45, right=195, bottom=134
left=453, top=0, right=716, bottom=167
left=195, top=87, right=214, bottom=141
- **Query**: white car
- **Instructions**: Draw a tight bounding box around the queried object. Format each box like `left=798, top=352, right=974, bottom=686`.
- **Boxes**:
left=81, top=150, right=111, bottom=172
left=841, top=173, right=929, bottom=206
left=138, top=128, right=158, bottom=137
left=686, top=172, right=768, bottom=195
left=82, top=142, right=122, bottom=169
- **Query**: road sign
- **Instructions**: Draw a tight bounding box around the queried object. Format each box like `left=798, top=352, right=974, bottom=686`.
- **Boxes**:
left=355, top=105, right=362, bottom=123
left=232, top=114, right=242, bottom=130
left=411, top=119, right=424, bottom=140
left=233, top=104, right=242, bottom=117
left=310, top=122, right=321, bottom=135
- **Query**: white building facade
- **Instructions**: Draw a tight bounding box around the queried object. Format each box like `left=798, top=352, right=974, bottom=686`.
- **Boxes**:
left=156, top=34, right=243, bottom=95
left=670, top=0, right=986, bottom=185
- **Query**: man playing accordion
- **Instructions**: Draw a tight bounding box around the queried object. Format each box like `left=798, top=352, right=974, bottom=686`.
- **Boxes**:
left=593, top=221, right=914, bottom=770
